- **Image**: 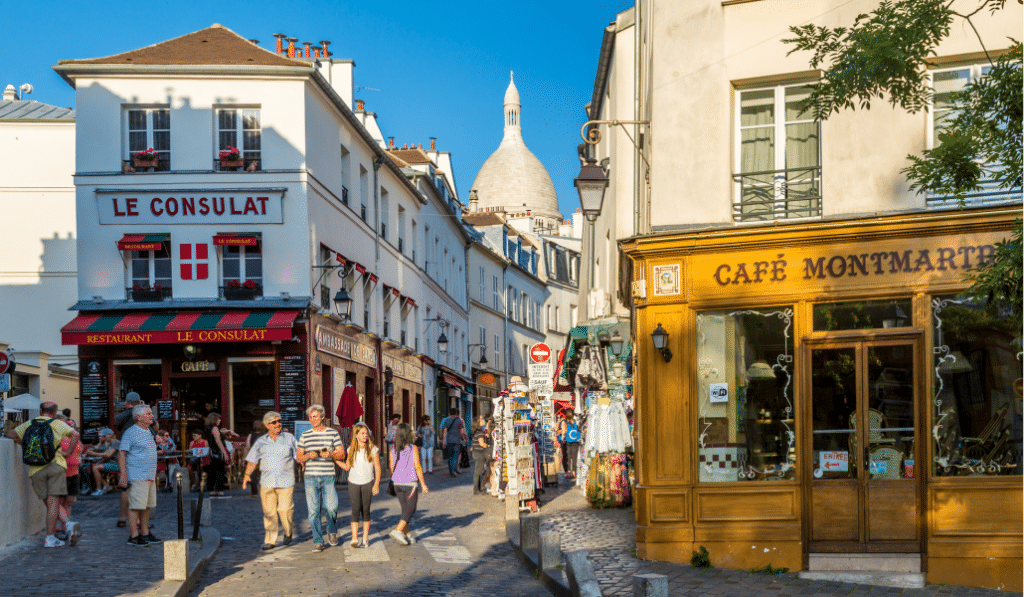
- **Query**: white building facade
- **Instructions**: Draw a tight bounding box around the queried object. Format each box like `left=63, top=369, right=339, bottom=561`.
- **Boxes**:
left=55, top=24, right=468, bottom=445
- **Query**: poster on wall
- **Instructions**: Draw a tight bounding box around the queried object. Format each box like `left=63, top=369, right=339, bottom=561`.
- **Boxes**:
left=653, top=264, right=680, bottom=296
left=278, top=355, right=307, bottom=433
left=80, top=359, right=109, bottom=444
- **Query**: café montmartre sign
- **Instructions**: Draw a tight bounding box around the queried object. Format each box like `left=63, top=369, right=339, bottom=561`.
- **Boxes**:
left=685, top=230, right=1006, bottom=301
left=95, top=189, right=285, bottom=225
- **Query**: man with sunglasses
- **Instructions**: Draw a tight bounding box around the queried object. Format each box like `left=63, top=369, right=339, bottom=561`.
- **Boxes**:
left=242, top=411, right=298, bottom=551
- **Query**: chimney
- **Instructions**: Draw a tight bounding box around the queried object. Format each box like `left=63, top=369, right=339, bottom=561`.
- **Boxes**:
left=314, top=48, right=320, bottom=58
left=388, top=137, right=395, bottom=148
left=3, top=85, right=17, bottom=101
left=402, top=144, right=408, bottom=149
left=302, top=42, right=312, bottom=58
left=417, top=143, right=422, bottom=149
left=469, top=190, right=479, bottom=213
left=247, top=39, right=260, bottom=46
left=356, top=99, right=365, bottom=111
left=287, top=37, right=297, bottom=58
left=320, top=40, right=331, bottom=58
left=273, top=33, right=286, bottom=54
left=429, top=137, right=436, bottom=151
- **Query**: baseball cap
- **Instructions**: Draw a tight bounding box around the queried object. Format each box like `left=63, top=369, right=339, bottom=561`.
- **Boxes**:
left=99, top=427, right=114, bottom=436
left=125, top=391, right=141, bottom=404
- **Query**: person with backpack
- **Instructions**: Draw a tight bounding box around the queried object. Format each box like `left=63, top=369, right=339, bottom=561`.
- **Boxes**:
left=6, top=401, right=81, bottom=548
left=439, top=408, right=467, bottom=477
left=561, top=411, right=582, bottom=480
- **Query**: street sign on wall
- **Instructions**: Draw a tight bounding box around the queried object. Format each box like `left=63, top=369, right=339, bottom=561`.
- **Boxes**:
left=530, top=343, right=551, bottom=363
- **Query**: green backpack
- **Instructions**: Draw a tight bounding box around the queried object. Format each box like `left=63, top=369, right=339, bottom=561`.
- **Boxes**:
left=22, top=419, right=57, bottom=466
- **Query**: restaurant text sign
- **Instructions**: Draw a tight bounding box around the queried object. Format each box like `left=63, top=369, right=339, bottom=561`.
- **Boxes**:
left=96, top=189, right=284, bottom=224
left=315, top=325, right=377, bottom=368
left=687, top=231, right=1009, bottom=301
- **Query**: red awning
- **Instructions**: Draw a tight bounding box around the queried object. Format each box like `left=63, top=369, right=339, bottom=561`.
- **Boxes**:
left=368, top=273, right=378, bottom=284
left=403, top=297, right=416, bottom=307
left=354, top=263, right=366, bottom=275
left=61, top=310, right=299, bottom=346
left=442, top=373, right=464, bottom=388
left=213, top=233, right=259, bottom=246
left=335, top=253, right=347, bottom=264
left=117, top=233, right=168, bottom=251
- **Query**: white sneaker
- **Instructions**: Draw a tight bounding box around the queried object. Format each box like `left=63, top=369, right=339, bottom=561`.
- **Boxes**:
left=44, top=535, right=65, bottom=548
left=92, top=488, right=106, bottom=496
left=389, top=529, right=410, bottom=545
left=66, top=521, right=80, bottom=546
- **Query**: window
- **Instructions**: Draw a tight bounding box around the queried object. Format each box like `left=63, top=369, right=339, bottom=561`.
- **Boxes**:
left=494, top=333, right=500, bottom=366
left=129, top=243, right=172, bottom=298
left=398, top=206, right=406, bottom=254
left=928, top=65, right=1018, bottom=206
left=359, top=166, right=369, bottom=222
left=696, top=307, right=795, bottom=482
left=547, top=305, right=552, bottom=330
left=222, top=243, right=263, bottom=297
left=493, top=274, right=500, bottom=311
left=380, top=189, right=389, bottom=240
left=554, top=306, right=560, bottom=332
left=570, top=305, right=578, bottom=328
left=735, top=84, right=820, bottom=221
left=411, top=220, right=417, bottom=264
left=216, top=108, right=260, bottom=170
left=931, top=296, right=1020, bottom=476
left=363, top=279, right=372, bottom=331
left=319, top=246, right=332, bottom=310
left=340, top=145, right=350, bottom=205
left=126, top=107, right=170, bottom=170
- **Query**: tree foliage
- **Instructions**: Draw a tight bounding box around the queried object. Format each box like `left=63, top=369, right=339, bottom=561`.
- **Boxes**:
left=784, top=0, right=1022, bottom=326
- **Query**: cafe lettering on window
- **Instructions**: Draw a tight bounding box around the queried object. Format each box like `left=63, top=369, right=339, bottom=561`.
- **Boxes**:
left=685, top=231, right=1009, bottom=302
left=95, top=189, right=285, bottom=225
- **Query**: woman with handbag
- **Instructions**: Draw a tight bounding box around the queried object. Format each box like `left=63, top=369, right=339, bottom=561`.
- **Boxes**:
left=470, top=416, right=492, bottom=495
left=336, top=422, right=380, bottom=548
left=204, top=413, right=231, bottom=495
left=388, top=423, right=428, bottom=545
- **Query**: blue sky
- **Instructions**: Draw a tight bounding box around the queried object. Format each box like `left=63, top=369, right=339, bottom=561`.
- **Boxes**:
left=2, top=0, right=634, bottom=219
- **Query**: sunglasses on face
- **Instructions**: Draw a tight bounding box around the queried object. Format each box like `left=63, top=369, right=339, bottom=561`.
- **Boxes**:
left=268, top=420, right=282, bottom=425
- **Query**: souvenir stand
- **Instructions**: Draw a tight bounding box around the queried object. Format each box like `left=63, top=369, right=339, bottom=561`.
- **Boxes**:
left=566, top=324, right=636, bottom=508
left=538, top=395, right=559, bottom=486
left=501, top=381, right=541, bottom=512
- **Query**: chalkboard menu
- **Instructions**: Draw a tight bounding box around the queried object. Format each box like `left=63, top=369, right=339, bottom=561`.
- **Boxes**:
left=278, top=355, right=307, bottom=433
left=80, top=359, right=109, bottom=444
left=157, top=399, right=174, bottom=421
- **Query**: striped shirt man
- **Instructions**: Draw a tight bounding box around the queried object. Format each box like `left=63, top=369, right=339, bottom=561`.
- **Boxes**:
left=297, top=427, right=342, bottom=477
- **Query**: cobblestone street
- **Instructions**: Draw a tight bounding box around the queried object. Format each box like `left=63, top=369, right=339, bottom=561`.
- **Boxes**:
left=190, top=470, right=549, bottom=597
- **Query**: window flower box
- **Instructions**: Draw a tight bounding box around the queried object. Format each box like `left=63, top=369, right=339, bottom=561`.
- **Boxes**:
left=219, top=146, right=243, bottom=170
left=131, top=285, right=166, bottom=302
left=223, top=280, right=261, bottom=300
left=132, top=148, right=160, bottom=169
left=219, top=158, right=244, bottom=169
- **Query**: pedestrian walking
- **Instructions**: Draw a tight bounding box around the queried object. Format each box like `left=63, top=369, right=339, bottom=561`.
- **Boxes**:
left=6, top=401, right=81, bottom=548
left=296, top=405, right=344, bottom=552
left=470, top=416, right=492, bottom=495
left=384, top=413, right=400, bottom=455
left=561, top=411, right=582, bottom=480
left=242, top=411, right=297, bottom=551
left=244, top=420, right=266, bottom=497
left=118, top=404, right=161, bottom=547
left=440, top=408, right=467, bottom=476
left=113, top=393, right=143, bottom=528
left=336, top=422, right=380, bottom=548
left=416, top=415, right=434, bottom=474
left=388, top=423, right=428, bottom=545
left=203, top=413, right=230, bottom=495
left=56, top=413, right=83, bottom=543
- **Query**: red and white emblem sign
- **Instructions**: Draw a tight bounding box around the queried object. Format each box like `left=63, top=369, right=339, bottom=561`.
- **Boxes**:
left=180, top=243, right=209, bottom=280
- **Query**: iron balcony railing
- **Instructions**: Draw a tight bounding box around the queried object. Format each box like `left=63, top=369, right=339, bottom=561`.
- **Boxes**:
left=733, top=166, right=822, bottom=222
left=341, top=185, right=349, bottom=206
left=926, top=179, right=1022, bottom=209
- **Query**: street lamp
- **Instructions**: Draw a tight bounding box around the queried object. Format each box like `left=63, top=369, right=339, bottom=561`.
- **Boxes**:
left=468, top=344, right=488, bottom=366
left=610, top=331, right=624, bottom=357
left=332, top=288, right=353, bottom=322
left=437, top=331, right=449, bottom=355
left=651, top=323, right=672, bottom=363
left=574, top=157, right=609, bottom=222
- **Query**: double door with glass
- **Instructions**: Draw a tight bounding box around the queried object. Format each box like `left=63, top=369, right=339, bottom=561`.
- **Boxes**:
left=806, top=338, right=921, bottom=552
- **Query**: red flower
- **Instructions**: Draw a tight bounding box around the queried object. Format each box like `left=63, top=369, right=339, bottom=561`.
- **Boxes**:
left=219, top=146, right=241, bottom=160
left=134, top=148, right=158, bottom=160
left=226, top=279, right=240, bottom=288
left=242, top=280, right=256, bottom=289
left=153, top=284, right=162, bottom=291
left=133, top=283, right=143, bottom=290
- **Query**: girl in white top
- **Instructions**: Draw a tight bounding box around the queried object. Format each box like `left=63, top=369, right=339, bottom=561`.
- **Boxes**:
left=337, top=423, right=380, bottom=548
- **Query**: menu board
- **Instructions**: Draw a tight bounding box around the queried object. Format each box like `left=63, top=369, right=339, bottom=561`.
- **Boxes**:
left=157, top=399, right=174, bottom=421
left=80, top=359, right=109, bottom=444
left=278, top=355, right=307, bottom=433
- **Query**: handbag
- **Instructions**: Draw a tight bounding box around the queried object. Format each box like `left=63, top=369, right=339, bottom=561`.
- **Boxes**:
left=387, top=479, right=396, bottom=496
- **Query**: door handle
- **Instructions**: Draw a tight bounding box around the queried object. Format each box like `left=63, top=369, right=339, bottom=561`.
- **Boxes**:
left=864, top=446, right=870, bottom=469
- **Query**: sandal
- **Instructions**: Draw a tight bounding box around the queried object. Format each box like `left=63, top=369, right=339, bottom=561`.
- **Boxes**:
left=116, top=520, right=126, bottom=528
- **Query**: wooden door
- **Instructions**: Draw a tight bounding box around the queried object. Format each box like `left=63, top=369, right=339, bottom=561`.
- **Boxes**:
left=806, top=338, right=921, bottom=552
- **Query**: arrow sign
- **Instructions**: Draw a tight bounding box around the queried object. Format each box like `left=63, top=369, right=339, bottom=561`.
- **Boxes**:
left=820, top=451, right=848, bottom=472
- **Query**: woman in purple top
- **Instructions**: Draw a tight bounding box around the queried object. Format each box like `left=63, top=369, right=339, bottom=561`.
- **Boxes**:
left=388, top=423, right=428, bottom=545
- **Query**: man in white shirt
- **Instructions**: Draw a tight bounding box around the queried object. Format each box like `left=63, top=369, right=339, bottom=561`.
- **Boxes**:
left=243, top=411, right=298, bottom=551
left=118, top=404, right=160, bottom=547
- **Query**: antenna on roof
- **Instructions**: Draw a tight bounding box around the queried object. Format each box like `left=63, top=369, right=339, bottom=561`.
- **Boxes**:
left=19, top=84, right=33, bottom=100
left=355, top=86, right=380, bottom=92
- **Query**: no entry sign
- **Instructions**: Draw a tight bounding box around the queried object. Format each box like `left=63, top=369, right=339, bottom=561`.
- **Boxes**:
left=0, top=352, right=10, bottom=375
left=530, top=343, right=551, bottom=363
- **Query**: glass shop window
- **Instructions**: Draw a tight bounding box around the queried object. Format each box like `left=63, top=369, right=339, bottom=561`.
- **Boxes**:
left=813, top=298, right=913, bottom=331
left=696, top=307, right=795, bottom=482
left=931, top=296, right=1021, bottom=476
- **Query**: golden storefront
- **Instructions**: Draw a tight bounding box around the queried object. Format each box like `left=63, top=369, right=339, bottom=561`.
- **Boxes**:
left=624, top=206, right=1021, bottom=590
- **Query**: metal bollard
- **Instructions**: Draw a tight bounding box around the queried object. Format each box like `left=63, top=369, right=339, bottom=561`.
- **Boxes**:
left=192, top=472, right=207, bottom=541
left=175, top=471, right=184, bottom=540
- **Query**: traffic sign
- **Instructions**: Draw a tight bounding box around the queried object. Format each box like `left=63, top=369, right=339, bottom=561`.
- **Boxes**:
left=0, top=352, right=10, bottom=375
left=530, top=343, right=551, bottom=363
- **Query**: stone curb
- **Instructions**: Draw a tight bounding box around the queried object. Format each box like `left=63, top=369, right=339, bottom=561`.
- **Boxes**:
left=506, top=519, right=573, bottom=597
left=150, top=526, right=222, bottom=597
